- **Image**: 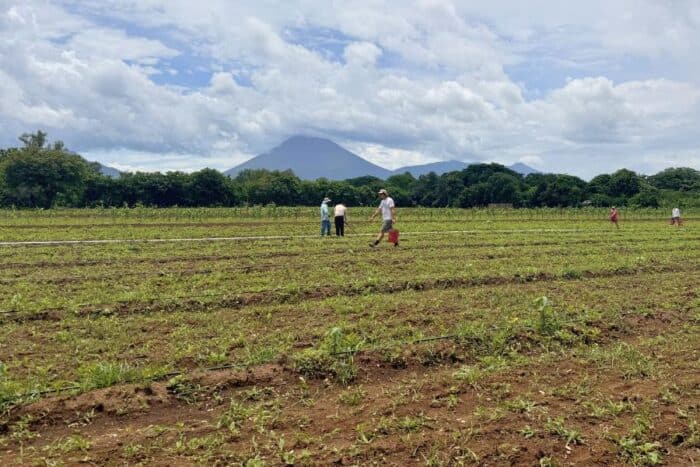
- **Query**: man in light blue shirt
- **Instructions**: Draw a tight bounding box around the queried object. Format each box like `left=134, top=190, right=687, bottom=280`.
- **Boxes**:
left=320, top=197, right=331, bottom=236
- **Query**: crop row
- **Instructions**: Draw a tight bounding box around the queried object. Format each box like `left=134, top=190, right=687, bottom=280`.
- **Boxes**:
left=1, top=238, right=697, bottom=314
left=1, top=267, right=697, bottom=409
left=0, top=224, right=692, bottom=270
left=0, top=213, right=693, bottom=241
left=2, top=206, right=694, bottom=222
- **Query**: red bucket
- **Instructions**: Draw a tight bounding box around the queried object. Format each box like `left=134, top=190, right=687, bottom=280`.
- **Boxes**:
left=388, top=228, right=399, bottom=244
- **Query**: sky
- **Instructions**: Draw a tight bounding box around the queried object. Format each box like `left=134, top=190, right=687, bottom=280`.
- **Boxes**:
left=1, top=0, right=700, bottom=179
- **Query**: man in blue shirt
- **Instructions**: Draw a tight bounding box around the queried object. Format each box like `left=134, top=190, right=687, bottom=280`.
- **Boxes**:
left=320, top=197, right=331, bottom=236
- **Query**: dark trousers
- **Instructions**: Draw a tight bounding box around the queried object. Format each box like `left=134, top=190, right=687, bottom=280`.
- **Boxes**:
left=334, top=216, right=345, bottom=236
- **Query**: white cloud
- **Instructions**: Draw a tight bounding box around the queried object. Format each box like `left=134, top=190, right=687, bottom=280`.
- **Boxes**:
left=66, top=28, right=178, bottom=62
left=0, top=0, right=699, bottom=177
left=343, top=41, right=382, bottom=67
left=345, top=142, right=439, bottom=170
left=518, top=155, right=544, bottom=168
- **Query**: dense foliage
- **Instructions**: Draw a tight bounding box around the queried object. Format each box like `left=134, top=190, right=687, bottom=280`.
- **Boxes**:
left=1, top=131, right=699, bottom=208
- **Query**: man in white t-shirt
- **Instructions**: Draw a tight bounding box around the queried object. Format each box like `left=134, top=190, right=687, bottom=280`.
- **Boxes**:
left=369, top=189, right=396, bottom=247
left=671, top=207, right=682, bottom=226
left=334, top=203, right=348, bottom=236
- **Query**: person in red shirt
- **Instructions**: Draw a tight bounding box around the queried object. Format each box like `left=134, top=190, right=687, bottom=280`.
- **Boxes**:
left=609, top=206, right=619, bottom=229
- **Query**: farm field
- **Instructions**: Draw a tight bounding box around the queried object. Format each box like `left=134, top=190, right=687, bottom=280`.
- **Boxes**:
left=0, top=207, right=698, bottom=466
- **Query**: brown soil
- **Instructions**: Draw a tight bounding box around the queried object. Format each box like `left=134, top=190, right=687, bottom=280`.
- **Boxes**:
left=1, top=330, right=697, bottom=466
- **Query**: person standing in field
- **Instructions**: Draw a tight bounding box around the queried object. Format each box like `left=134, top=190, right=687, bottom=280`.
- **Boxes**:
left=369, top=189, right=397, bottom=247
left=671, top=207, right=682, bottom=226
left=334, top=202, right=348, bottom=237
left=320, top=197, right=331, bottom=236
left=609, top=206, right=619, bottom=228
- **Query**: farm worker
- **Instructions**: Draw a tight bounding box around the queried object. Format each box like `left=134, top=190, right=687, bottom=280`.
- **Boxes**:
left=320, top=197, right=331, bottom=236
left=334, top=202, right=348, bottom=237
left=369, top=189, right=397, bottom=247
left=671, top=207, right=682, bottom=226
left=609, top=206, right=619, bottom=229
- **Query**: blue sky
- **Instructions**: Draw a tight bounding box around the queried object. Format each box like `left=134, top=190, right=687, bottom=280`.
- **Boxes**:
left=1, top=0, right=700, bottom=178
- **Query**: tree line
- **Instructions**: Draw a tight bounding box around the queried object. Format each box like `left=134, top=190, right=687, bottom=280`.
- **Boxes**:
left=1, top=131, right=699, bottom=209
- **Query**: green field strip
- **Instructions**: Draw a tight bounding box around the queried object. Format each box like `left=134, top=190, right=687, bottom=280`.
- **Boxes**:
left=1, top=270, right=696, bottom=410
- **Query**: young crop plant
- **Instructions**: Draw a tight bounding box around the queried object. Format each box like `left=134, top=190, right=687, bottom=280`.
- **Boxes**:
left=671, top=420, right=700, bottom=448
left=166, top=375, right=202, bottom=404
left=51, top=434, right=93, bottom=454
left=77, top=362, right=170, bottom=391
left=77, top=362, right=134, bottom=390
left=518, top=425, right=536, bottom=439
left=452, top=365, right=487, bottom=389
left=355, top=422, right=376, bottom=444
left=217, top=398, right=251, bottom=435
left=339, top=386, right=367, bottom=406
left=612, top=413, right=666, bottom=466
left=396, top=414, right=429, bottom=433
left=544, top=417, right=584, bottom=447
left=616, top=438, right=664, bottom=466
left=292, top=326, right=361, bottom=384
left=583, top=399, right=634, bottom=419
left=504, top=397, right=537, bottom=414
left=10, top=415, right=37, bottom=444
left=533, top=296, right=561, bottom=337
left=0, top=365, right=25, bottom=412
left=589, top=342, right=656, bottom=379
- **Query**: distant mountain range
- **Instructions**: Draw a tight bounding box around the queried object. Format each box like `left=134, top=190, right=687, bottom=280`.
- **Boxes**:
left=507, top=162, right=540, bottom=176
left=225, top=135, right=539, bottom=179
left=96, top=163, right=121, bottom=178
left=391, top=160, right=473, bottom=177
left=224, top=135, right=392, bottom=179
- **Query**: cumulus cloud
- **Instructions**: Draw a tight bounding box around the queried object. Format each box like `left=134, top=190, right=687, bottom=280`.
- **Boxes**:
left=343, top=41, right=382, bottom=67
left=0, top=0, right=699, bottom=178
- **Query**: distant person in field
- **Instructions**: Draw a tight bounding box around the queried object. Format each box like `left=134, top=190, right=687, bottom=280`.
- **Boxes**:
left=609, top=206, right=619, bottom=228
left=334, top=202, right=348, bottom=237
left=671, top=207, right=682, bottom=226
left=320, top=197, right=331, bottom=236
left=369, top=189, right=397, bottom=247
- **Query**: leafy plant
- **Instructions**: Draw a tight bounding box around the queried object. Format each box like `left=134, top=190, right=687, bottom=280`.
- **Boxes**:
left=217, top=399, right=250, bottom=434
left=339, top=386, right=367, bottom=406
left=545, top=417, right=584, bottom=447
left=533, top=296, right=560, bottom=336
left=166, top=375, right=202, bottom=403
left=53, top=434, right=92, bottom=453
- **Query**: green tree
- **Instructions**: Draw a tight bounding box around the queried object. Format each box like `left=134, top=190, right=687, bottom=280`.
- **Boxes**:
left=648, top=167, right=700, bottom=191
left=588, top=174, right=612, bottom=195
left=386, top=172, right=417, bottom=192
left=525, top=174, right=587, bottom=207
left=485, top=172, right=524, bottom=206
left=189, top=168, right=238, bottom=206
left=0, top=134, right=90, bottom=208
left=236, top=169, right=301, bottom=205
left=18, top=130, right=48, bottom=150
left=629, top=186, right=661, bottom=208
left=608, top=169, right=641, bottom=198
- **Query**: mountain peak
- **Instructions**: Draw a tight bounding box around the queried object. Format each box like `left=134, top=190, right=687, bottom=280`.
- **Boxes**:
left=276, top=135, right=343, bottom=150
left=509, top=162, right=540, bottom=176
left=225, top=135, right=391, bottom=180
left=225, top=136, right=542, bottom=180
left=392, top=160, right=472, bottom=177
